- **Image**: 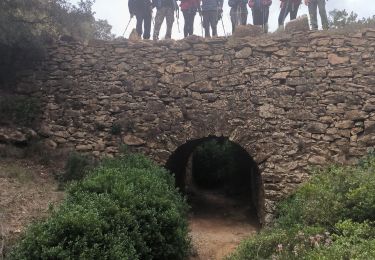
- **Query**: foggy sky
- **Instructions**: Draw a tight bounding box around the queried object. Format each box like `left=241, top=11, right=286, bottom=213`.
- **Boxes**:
left=69, top=0, right=375, bottom=39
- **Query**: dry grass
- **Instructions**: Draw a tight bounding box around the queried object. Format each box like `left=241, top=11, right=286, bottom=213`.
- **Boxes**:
left=0, top=158, right=65, bottom=258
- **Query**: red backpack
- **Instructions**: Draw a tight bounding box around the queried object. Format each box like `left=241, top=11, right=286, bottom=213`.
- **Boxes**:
left=180, top=0, right=200, bottom=10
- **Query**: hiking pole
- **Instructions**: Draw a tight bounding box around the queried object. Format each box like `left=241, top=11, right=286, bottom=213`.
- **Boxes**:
left=237, top=4, right=240, bottom=27
left=220, top=14, right=226, bottom=37
left=200, top=13, right=204, bottom=37
left=262, top=5, right=265, bottom=33
left=176, top=9, right=180, bottom=33
left=122, top=16, right=133, bottom=37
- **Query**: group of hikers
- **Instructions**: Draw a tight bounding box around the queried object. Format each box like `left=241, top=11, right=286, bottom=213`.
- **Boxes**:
left=128, top=0, right=329, bottom=40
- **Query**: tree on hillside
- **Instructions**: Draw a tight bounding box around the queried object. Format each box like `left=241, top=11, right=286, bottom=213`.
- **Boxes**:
left=329, top=9, right=375, bottom=29
left=0, top=0, right=114, bottom=88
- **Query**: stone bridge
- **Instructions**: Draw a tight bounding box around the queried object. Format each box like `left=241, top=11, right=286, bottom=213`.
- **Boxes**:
left=8, top=27, right=375, bottom=223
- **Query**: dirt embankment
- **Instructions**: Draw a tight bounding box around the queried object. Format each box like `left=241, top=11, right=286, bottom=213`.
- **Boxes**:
left=0, top=158, right=64, bottom=257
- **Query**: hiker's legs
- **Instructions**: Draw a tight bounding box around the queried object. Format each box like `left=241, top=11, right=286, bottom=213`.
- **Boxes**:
left=278, top=1, right=290, bottom=26
left=230, top=7, right=237, bottom=33
left=165, top=7, right=175, bottom=39
left=252, top=8, right=261, bottom=25
left=317, top=0, right=329, bottom=30
left=308, top=1, right=318, bottom=30
left=261, top=6, right=270, bottom=32
left=290, top=2, right=300, bottom=20
left=136, top=14, right=144, bottom=36
left=188, top=11, right=196, bottom=36
left=183, top=11, right=189, bottom=37
left=153, top=7, right=166, bottom=40
left=202, top=11, right=211, bottom=37
left=240, top=5, right=248, bottom=25
left=210, top=11, right=218, bottom=36
left=143, top=12, right=152, bottom=39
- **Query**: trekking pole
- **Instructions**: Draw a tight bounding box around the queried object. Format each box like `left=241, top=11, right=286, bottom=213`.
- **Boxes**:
left=176, top=9, right=180, bottom=33
left=200, top=14, right=204, bottom=37
left=262, top=5, right=265, bottom=33
left=237, top=4, right=240, bottom=27
left=122, top=16, right=133, bottom=37
left=221, top=16, right=226, bottom=37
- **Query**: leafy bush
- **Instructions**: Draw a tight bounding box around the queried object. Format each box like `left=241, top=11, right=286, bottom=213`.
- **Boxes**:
left=0, top=96, right=40, bottom=126
left=0, top=0, right=114, bottom=88
left=10, top=154, right=190, bottom=259
left=230, top=226, right=327, bottom=260
left=229, top=154, right=375, bottom=260
left=59, top=152, right=92, bottom=182
left=276, top=154, right=375, bottom=228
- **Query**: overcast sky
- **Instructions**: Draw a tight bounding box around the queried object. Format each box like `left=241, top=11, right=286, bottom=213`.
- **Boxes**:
left=69, top=0, right=375, bottom=39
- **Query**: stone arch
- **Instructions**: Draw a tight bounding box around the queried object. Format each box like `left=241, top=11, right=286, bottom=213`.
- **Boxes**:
left=165, top=135, right=265, bottom=224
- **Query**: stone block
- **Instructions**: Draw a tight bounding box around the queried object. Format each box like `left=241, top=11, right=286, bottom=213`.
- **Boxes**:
left=328, top=69, right=353, bottom=78
left=235, top=47, right=253, bottom=59
left=232, top=24, right=263, bottom=38
left=285, top=15, right=310, bottom=33
left=328, top=54, right=349, bottom=65
left=123, top=135, right=146, bottom=146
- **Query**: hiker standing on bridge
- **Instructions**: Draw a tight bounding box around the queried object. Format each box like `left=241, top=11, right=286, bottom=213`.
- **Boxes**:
left=152, top=0, right=179, bottom=40
left=180, top=0, right=201, bottom=37
left=248, top=0, right=272, bottom=33
left=278, top=0, right=301, bottom=29
left=201, top=0, right=224, bottom=38
left=304, top=0, right=329, bottom=30
left=229, top=0, right=248, bottom=33
left=128, top=0, right=153, bottom=39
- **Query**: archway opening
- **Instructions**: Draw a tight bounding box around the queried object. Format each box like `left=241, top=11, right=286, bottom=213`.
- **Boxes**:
left=165, top=136, right=264, bottom=226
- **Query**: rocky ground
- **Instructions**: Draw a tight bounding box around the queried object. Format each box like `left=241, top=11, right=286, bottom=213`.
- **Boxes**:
left=0, top=158, right=64, bottom=257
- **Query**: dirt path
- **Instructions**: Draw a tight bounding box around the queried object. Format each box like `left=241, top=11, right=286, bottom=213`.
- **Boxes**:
left=188, top=189, right=260, bottom=260
left=0, top=158, right=64, bottom=256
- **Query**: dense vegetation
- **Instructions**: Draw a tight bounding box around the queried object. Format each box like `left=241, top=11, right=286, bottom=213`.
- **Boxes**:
left=192, top=139, right=253, bottom=195
left=229, top=154, right=375, bottom=259
left=10, top=153, right=190, bottom=259
left=0, top=0, right=114, bottom=89
left=193, top=139, right=239, bottom=188
left=0, top=96, right=41, bottom=126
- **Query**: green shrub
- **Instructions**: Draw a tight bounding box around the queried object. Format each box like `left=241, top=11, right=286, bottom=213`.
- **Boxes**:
left=229, top=154, right=375, bottom=260
left=0, top=96, right=40, bottom=126
left=10, top=153, right=190, bottom=260
left=229, top=226, right=326, bottom=260
left=304, top=220, right=375, bottom=260
left=276, top=155, right=375, bottom=228
left=60, top=152, right=92, bottom=182
left=10, top=194, right=139, bottom=259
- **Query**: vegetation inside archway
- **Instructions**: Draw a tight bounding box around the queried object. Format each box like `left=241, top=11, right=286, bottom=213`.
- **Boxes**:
left=166, top=137, right=263, bottom=227
left=191, top=139, right=252, bottom=196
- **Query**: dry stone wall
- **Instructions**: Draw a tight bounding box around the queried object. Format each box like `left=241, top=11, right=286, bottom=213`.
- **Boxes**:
left=8, top=27, right=375, bottom=223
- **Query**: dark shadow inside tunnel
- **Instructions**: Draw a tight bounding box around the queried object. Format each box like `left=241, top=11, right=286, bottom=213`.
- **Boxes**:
left=165, top=136, right=264, bottom=225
